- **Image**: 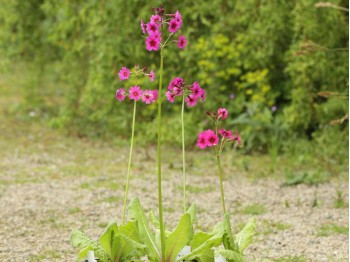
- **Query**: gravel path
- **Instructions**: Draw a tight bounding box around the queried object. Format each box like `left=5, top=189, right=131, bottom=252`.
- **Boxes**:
left=0, top=140, right=348, bottom=261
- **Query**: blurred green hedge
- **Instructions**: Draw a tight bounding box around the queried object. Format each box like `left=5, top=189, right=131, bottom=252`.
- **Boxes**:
left=0, top=0, right=348, bottom=155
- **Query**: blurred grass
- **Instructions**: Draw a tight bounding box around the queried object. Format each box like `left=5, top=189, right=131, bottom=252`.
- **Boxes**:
left=0, top=63, right=348, bottom=189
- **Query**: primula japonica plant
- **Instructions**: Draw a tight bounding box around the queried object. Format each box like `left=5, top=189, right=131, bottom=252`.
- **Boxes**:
left=115, top=64, right=158, bottom=224
left=71, top=5, right=256, bottom=262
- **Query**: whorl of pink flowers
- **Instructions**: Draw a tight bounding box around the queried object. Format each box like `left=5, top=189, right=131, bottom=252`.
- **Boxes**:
left=166, top=78, right=205, bottom=107
left=197, top=109, right=242, bottom=149
left=115, top=86, right=158, bottom=105
left=141, top=9, right=185, bottom=51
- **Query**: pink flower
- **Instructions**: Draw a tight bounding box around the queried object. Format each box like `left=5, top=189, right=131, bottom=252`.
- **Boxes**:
left=149, top=70, right=155, bottom=82
left=175, top=10, right=182, bottom=25
left=166, top=91, right=175, bottom=103
left=233, top=131, right=241, bottom=144
left=168, top=77, right=185, bottom=94
left=218, top=129, right=234, bottom=140
left=115, top=88, right=126, bottom=102
left=151, top=90, right=158, bottom=103
left=200, top=89, right=206, bottom=103
left=218, top=108, right=228, bottom=120
left=146, top=35, right=161, bottom=51
left=140, top=19, right=146, bottom=34
left=190, top=82, right=202, bottom=99
left=205, top=130, right=219, bottom=147
left=150, top=15, right=162, bottom=25
left=129, top=86, right=143, bottom=101
left=185, top=94, right=199, bottom=107
left=146, top=22, right=160, bottom=35
left=196, top=132, right=207, bottom=149
left=168, top=19, right=181, bottom=33
left=142, top=90, right=154, bottom=104
left=177, top=35, right=187, bottom=49
left=118, top=67, right=130, bottom=81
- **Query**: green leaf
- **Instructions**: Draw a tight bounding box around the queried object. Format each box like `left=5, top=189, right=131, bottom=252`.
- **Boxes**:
left=235, top=218, right=256, bottom=254
left=149, top=210, right=160, bottom=229
left=180, top=224, right=224, bottom=261
left=190, top=232, right=211, bottom=250
left=128, top=197, right=160, bottom=259
left=223, top=213, right=239, bottom=252
left=99, top=221, right=118, bottom=259
left=195, top=248, right=214, bottom=262
left=70, top=230, right=109, bottom=262
left=77, top=246, right=92, bottom=261
left=186, top=203, right=197, bottom=224
left=165, top=213, right=193, bottom=262
left=111, top=233, right=146, bottom=261
left=216, top=249, right=245, bottom=262
left=119, top=220, right=141, bottom=243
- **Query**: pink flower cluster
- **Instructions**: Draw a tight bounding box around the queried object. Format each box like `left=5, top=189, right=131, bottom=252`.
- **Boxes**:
left=118, top=66, right=155, bottom=82
left=115, top=87, right=158, bottom=104
left=197, top=108, right=241, bottom=149
left=166, top=78, right=206, bottom=107
left=141, top=9, right=187, bottom=51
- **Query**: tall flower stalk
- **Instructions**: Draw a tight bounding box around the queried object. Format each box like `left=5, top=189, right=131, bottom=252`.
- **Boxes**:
left=115, top=66, right=158, bottom=224
left=121, top=100, right=136, bottom=224
left=157, top=31, right=166, bottom=261
left=141, top=7, right=190, bottom=260
left=197, top=108, right=241, bottom=216
left=181, top=93, right=187, bottom=212
left=166, top=80, right=206, bottom=213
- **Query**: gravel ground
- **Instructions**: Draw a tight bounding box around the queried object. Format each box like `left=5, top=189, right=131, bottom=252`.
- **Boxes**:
left=0, top=140, right=348, bottom=262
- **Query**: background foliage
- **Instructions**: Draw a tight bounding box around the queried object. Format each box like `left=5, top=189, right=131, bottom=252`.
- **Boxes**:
left=0, top=0, right=348, bottom=160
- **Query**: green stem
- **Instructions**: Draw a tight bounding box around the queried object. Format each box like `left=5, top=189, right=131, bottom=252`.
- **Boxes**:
left=157, top=42, right=166, bottom=261
left=216, top=154, right=227, bottom=214
left=214, top=120, right=226, bottom=214
left=121, top=100, right=137, bottom=224
left=181, top=94, right=186, bottom=213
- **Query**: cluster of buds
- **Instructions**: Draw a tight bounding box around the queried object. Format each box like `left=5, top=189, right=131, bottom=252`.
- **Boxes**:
left=197, top=108, right=241, bottom=150
left=115, top=65, right=158, bottom=104
left=166, top=78, right=206, bottom=107
left=141, top=8, right=187, bottom=51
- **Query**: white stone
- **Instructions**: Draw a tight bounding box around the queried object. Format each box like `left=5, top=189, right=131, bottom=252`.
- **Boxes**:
left=215, top=254, right=227, bottom=262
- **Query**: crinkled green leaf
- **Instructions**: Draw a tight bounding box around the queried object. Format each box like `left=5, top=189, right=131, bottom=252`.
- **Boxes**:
left=165, top=213, right=193, bottom=262
left=128, top=197, right=160, bottom=259
left=180, top=223, right=224, bottom=261
left=216, top=249, right=245, bottom=262
left=186, top=203, right=197, bottom=224
left=195, top=248, right=214, bottom=262
left=190, top=232, right=211, bottom=250
left=119, top=220, right=141, bottom=243
left=149, top=210, right=160, bottom=229
left=99, top=221, right=118, bottom=259
left=71, top=230, right=109, bottom=262
left=223, top=213, right=239, bottom=253
left=111, top=233, right=146, bottom=261
left=235, top=218, right=256, bottom=254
